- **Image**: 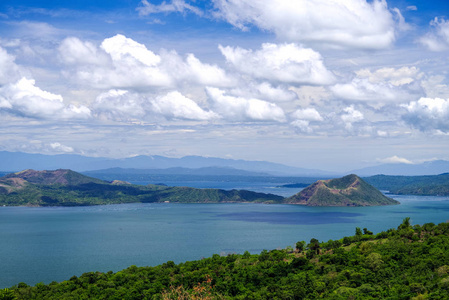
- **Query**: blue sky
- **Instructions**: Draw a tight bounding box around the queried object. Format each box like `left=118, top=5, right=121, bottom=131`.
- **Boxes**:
left=0, top=0, right=449, bottom=172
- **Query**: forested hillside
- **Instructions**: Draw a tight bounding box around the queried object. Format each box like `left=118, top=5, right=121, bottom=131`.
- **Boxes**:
left=0, top=169, right=283, bottom=206
left=365, top=173, right=449, bottom=196
left=2, top=219, right=449, bottom=299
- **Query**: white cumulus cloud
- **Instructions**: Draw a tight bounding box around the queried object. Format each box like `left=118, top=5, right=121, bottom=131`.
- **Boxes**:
left=151, top=91, right=218, bottom=120
left=331, top=67, right=421, bottom=104
left=402, top=97, right=449, bottom=132
left=0, top=77, right=91, bottom=119
left=58, top=37, right=108, bottom=66
left=0, top=47, right=21, bottom=85
left=419, top=17, right=449, bottom=51
left=291, top=108, right=323, bottom=121
left=213, top=0, right=397, bottom=49
left=290, top=108, right=323, bottom=133
left=229, top=82, right=297, bottom=103
left=206, top=87, right=286, bottom=122
left=93, top=89, right=146, bottom=121
left=377, top=155, right=414, bottom=164
left=50, top=142, right=74, bottom=153
left=355, top=67, right=420, bottom=87
left=93, top=89, right=217, bottom=122
left=219, top=43, right=334, bottom=85
left=60, top=34, right=232, bottom=90
left=341, top=105, right=364, bottom=130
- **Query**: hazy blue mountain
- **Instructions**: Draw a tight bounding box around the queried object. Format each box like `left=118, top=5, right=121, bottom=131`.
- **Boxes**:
left=0, top=151, right=335, bottom=176
left=84, top=167, right=271, bottom=177
left=350, top=160, right=449, bottom=176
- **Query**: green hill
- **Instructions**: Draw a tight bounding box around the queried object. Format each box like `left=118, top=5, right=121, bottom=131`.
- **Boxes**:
left=364, top=173, right=449, bottom=196
left=285, top=174, right=399, bottom=206
left=0, top=169, right=283, bottom=206
left=3, top=169, right=106, bottom=185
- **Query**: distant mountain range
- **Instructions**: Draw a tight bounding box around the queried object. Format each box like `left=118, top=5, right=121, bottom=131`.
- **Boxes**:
left=1, top=151, right=448, bottom=177
left=0, top=151, right=335, bottom=177
left=351, top=160, right=449, bottom=176
left=84, top=167, right=271, bottom=177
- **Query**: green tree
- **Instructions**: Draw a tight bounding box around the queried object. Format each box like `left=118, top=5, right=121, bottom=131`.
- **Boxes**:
left=363, top=228, right=373, bottom=235
left=296, top=241, right=306, bottom=252
left=366, top=252, right=383, bottom=271
left=399, top=217, right=411, bottom=229
left=308, top=238, right=320, bottom=254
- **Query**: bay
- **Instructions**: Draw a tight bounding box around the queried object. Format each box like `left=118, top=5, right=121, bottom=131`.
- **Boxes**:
left=1, top=189, right=449, bottom=288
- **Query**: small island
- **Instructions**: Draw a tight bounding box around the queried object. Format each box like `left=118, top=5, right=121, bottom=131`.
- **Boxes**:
left=284, top=174, right=399, bottom=206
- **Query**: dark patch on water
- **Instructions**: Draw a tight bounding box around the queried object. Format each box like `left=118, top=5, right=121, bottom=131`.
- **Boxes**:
left=215, top=212, right=364, bottom=225
left=413, top=205, right=449, bottom=211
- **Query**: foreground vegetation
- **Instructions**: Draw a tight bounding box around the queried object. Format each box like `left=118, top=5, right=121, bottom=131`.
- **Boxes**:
left=2, top=219, right=449, bottom=299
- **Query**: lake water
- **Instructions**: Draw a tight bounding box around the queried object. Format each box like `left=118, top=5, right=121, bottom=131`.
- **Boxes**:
left=1, top=187, right=449, bottom=288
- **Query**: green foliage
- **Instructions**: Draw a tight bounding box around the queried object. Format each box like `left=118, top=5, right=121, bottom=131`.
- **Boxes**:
left=0, top=288, right=17, bottom=300
left=295, top=240, right=305, bottom=252
left=5, top=219, right=449, bottom=299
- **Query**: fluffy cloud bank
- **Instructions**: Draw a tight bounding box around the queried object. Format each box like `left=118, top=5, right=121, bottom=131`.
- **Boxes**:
left=402, top=97, right=449, bottom=132
left=219, top=43, right=334, bottom=85
left=0, top=77, right=91, bottom=119
left=93, top=89, right=217, bottom=122
left=331, top=67, right=421, bottom=104
left=290, top=108, right=323, bottom=133
left=419, top=17, right=449, bottom=51
left=213, top=0, right=397, bottom=49
left=341, top=105, right=364, bottom=130
left=206, top=87, right=286, bottom=122
left=0, top=47, right=21, bottom=85
left=59, top=34, right=232, bottom=90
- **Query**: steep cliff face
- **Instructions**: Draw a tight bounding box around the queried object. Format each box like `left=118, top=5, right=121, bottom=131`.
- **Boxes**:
left=285, top=174, right=399, bottom=206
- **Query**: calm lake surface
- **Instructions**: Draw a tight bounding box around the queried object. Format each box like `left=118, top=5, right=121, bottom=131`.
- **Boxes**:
left=1, top=187, right=449, bottom=288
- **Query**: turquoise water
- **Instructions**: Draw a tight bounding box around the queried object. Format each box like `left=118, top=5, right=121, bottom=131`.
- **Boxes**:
left=1, top=195, right=449, bottom=288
